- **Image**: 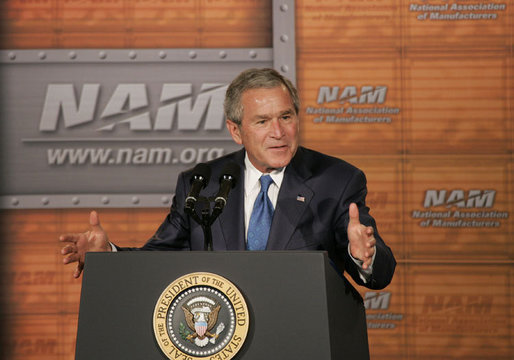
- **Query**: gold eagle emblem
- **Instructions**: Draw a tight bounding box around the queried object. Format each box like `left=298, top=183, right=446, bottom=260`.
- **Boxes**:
left=181, top=296, right=225, bottom=347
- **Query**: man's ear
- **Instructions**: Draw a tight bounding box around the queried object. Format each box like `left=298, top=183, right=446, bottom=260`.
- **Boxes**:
left=226, top=119, right=243, bottom=145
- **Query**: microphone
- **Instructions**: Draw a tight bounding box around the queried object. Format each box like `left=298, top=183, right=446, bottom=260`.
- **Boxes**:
left=184, top=163, right=211, bottom=212
left=213, top=162, right=240, bottom=214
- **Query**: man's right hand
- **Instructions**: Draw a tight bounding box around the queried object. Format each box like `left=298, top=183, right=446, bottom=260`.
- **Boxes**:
left=59, top=211, right=111, bottom=278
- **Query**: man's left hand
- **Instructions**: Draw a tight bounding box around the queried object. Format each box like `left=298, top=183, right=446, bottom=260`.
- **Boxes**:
left=347, top=203, right=376, bottom=269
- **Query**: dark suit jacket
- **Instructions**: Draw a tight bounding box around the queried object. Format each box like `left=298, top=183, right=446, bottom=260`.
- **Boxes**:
left=120, top=146, right=396, bottom=290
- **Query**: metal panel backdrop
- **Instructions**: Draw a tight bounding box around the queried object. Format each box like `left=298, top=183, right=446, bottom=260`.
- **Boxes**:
left=1, top=53, right=270, bottom=207
left=0, top=0, right=513, bottom=359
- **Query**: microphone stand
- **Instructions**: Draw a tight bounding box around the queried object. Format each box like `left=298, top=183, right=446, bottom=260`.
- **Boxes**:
left=201, top=206, right=213, bottom=251
left=185, top=196, right=220, bottom=251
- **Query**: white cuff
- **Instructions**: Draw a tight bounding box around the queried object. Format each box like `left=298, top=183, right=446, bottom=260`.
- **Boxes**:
left=347, top=244, right=375, bottom=283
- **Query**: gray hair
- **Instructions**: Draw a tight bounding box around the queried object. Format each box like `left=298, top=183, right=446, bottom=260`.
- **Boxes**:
left=224, top=68, right=300, bottom=125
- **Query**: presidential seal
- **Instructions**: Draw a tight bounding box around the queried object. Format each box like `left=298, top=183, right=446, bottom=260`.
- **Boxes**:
left=153, top=272, right=249, bottom=360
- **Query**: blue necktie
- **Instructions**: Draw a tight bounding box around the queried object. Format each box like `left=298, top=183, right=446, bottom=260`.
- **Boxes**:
left=247, top=175, right=274, bottom=251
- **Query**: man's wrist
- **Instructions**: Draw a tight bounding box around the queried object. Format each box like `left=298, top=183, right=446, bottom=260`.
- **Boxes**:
left=347, top=244, right=375, bottom=282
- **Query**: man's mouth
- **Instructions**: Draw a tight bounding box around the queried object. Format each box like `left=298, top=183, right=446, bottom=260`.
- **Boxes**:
left=269, top=144, right=288, bottom=150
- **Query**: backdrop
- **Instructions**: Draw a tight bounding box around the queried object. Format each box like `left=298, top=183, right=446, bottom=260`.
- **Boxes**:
left=0, top=0, right=512, bottom=359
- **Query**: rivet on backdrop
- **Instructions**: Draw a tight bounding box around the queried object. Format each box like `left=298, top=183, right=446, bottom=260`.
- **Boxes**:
left=72, top=197, right=80, bottom=205
left=161, top=196, right=170, bottom=204
left=188, top=51, right=197, bottom=59
left=68, top=51, right=77, bottom=60
left=101, top=196, right=110, bottom=205
left=281, top=65, right=289, bottom=73
left=249, top=50, right=257, bottom=59
left=41, top=197, right=50, bottom=205
left=38, top=52, right=47, bottom=60
left=11, top=198, right=19, bottom=206
left=159, top=51, right=167, bottom=59
left=129, top=50, right=137, bottom=59
left=8, top=52, right=16, bottom=60
left=219, top=51, right=227, bottom=59
left=280, top=34, right=289, bottom=42
left=132, top=196, right=140, bottom=205
left=99, top=51, right=107, bottom=59
left=280, top=4, right=288, bottom=12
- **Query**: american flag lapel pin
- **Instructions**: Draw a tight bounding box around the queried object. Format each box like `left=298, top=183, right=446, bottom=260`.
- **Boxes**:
left=296, top=195, right=305, bottom=202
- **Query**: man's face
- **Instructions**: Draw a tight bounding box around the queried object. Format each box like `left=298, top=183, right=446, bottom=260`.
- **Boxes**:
left=226, top=85, right=299, bottom=173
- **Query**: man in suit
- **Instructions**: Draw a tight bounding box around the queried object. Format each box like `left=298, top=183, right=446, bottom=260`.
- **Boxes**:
left=60, top=68, right=395, bottom=290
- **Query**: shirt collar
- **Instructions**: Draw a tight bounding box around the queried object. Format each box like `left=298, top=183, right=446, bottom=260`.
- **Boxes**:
left=244, top=152, right=285, bottom=196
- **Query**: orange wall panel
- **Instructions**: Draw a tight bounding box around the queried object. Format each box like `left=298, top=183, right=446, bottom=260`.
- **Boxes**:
left=0, top=0, right=272, bottom=49
left=298, top=54, right=403, bottom=155
left=404, top=155, right=512, bottom=260
left=297, top=0, right=401, bottom=50
left=404, top=54, right=509, bottom=154
left=406, top=264, right=512, bottom=359
left=404, top=1, right=511, bottom=48
left=4, top=244, right=62, bottom=315
left=4, top=315, right=62, bottom=360
left=360, top=264, right=407, bottom=359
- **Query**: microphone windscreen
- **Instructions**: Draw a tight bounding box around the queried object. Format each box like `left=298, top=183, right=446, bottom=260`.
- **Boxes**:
left=220, top=162, right=240, bottom=184
left=191, top=163, right=211, bottom=186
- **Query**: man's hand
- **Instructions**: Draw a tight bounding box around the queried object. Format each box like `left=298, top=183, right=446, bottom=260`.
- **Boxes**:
left=347, top=203, right=376, bottom=270
left=59, top=211, right=111, bottom=278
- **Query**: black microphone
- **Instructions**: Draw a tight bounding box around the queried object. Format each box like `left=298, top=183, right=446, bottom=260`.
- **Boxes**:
left=213, top=162, right=240, bottom=214
left=184, top=163, right=211, bottom=212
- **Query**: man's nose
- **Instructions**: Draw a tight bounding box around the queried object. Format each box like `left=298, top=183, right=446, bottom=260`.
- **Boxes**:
left=269, top=118, right=284, bottom=138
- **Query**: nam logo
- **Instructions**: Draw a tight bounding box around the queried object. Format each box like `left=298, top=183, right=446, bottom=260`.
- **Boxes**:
left=364, top=292, right=391, bottom=310
left=423, top=189, right=495, bottom=208
left=39, top=83, right=227, bottom=132
left=364, top=292, right=403, bottom=330
left=317, top=85, right=387, bottom=105
left=422, top=295, right=493, bottom=315
left=153, top=272, right=249, bottom=360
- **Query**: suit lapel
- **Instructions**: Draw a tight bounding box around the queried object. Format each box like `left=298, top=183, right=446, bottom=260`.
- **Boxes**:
left=216, top=149, right=246, bottom=250
left=266, top=148, right=314, bottom=250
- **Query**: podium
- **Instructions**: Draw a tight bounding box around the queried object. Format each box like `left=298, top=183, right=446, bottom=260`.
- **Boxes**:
left=75, top=251, right=369, bottom=359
